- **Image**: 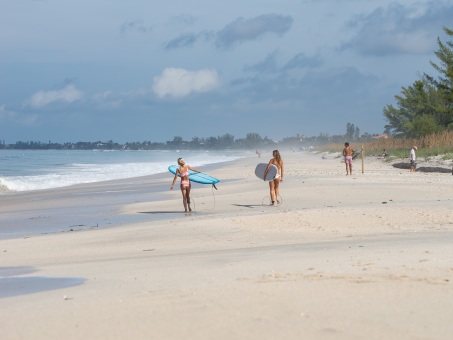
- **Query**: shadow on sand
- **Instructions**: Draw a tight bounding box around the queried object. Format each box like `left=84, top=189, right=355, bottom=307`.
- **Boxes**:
left=138, top=211, right=187, bottom=214
left=0, top=266, right=85, bottom=299
left=392, top=162, right=452, bottom=173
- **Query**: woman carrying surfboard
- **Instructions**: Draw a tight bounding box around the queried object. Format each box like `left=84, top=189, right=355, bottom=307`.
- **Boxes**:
left=263, top=150, right=284, bottom=205
left=170, top=158, right=201, bottom=212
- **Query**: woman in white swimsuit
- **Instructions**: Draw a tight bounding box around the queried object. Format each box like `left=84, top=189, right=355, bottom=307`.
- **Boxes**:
left=170, top=158, right=201, bottom=212
left=263, top=150, right=284, bottom=205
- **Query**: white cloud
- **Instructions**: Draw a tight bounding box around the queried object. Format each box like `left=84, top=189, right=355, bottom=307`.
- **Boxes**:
left=152, top=68, right=220, bottom=98
left=28, top=84, right=83, bottom=108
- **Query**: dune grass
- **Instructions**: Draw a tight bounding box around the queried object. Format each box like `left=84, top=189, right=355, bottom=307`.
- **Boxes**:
left=317, top=131, right=453, bottom=161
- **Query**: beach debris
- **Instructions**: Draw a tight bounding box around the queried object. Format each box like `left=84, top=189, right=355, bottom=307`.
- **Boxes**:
left=142, top=249, right=155, bottom=252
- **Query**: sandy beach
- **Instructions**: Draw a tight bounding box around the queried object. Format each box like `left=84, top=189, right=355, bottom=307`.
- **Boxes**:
left=1, top=151, right=453, bottom=340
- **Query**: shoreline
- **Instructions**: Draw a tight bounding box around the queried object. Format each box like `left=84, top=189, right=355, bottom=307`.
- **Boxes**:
left=0, top=155, right=252, bottom=240
left=1, top=151, right=453, bottom=339
left=1, top=151, right=452, bottom=240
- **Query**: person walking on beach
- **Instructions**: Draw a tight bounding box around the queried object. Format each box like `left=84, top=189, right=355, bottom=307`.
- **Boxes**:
left=410, top=145, right=417, bottom=172
left=170, top=158, right=201, bottom=212
left=263, top=150, right=284, bottom=205
left=343, top=142, right=354, bottom=175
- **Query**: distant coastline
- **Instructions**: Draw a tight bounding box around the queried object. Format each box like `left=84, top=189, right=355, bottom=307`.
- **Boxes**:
left=0, top=131, right=381, bottom=151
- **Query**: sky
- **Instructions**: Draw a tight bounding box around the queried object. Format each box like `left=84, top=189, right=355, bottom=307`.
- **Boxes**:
left=1, top=0, right=452, bottom=143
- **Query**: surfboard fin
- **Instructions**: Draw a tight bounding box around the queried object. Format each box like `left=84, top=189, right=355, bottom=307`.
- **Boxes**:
left=212, top=183, right=218, bottom=190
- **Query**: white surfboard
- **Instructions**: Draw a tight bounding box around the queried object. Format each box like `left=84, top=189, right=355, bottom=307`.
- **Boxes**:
left=255, top=163, right=278, bottom=181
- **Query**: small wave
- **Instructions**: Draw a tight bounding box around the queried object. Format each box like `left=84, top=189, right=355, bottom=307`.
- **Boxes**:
left=0, top=178, right=13, bottom=194
left=0, top=151, right=245, bottom=193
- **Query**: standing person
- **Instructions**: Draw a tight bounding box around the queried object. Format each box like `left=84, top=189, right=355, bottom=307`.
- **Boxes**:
left=263, top=150, right=284, bottom=205
left=343, top=142, right=354, bottom=175
left=410, top=145, right=417, bottom=172
left=170, top=158, right=201, bottom=212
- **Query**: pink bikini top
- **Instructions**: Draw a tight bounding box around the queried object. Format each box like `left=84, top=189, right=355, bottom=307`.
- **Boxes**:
left=180, top=167, right=189, bottom=177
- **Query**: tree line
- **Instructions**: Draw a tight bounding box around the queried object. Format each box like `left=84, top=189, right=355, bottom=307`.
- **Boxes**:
left=384, top=26, right=453, bottom=137
left=0, top=126, right=376, bottom=151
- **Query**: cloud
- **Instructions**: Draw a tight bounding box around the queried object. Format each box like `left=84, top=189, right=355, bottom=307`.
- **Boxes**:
left=243, top=51, right=323, bottom=74
left=215, top=14, right=293, bottom=48
left=121, top=20, right=152, bottom=33
left=282, top=53, right=324, bottom=70
left=0, top=105, right=16, bottom=122
left=231, top=65, right=379, bottom=109
left=165, top=14, right=293, bottom=50
left=244, top=50, right=280, bottom=73
left=0, top=105, right=38, bottom=126
left=93, top=91, right=123, bottom=109
left=165, top=32, right=213, bottom=49
left=152, top=68, right=220, bottom=99
left=343, top=1, right=453, bottom=55
left=28, top=85, right=83, bottom=108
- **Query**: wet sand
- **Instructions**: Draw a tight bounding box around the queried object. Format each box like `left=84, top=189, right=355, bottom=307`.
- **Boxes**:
left=1, top=151, right=453, bottom=339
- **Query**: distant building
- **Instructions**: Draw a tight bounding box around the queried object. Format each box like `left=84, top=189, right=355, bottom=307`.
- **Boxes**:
left=372, top=133, right=390, bottom=139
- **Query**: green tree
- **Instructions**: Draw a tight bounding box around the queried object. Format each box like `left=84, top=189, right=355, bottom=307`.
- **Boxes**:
left=354, top=126, right=360, bottom=140
left=345, top=122, right=355, bottom=140
left=218, top=133, right=234, bottom=148
left=425, top=26, right=453, bottom=128
left=404, top=114, right=442, bottom=137
left=383, top=79, right=442, bottom=136
left=244, top=133, right=263, bottom=148
left=384, top=26, right=453, bottom=136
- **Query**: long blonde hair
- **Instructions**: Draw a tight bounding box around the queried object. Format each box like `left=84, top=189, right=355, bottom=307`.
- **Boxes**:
left=273, top=150, right=282, bottom=165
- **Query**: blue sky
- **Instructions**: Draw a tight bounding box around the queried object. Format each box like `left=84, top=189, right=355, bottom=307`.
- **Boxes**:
left=1, top=0, right=452, bottom=143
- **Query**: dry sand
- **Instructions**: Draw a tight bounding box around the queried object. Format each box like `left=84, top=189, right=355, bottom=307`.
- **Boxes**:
left=1, top=151, right=453, bottom=340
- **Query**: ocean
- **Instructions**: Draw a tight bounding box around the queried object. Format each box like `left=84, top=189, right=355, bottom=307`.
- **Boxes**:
left=0, top=149, right=248, bottom=239
left=0, top=149, right=247, bottom=194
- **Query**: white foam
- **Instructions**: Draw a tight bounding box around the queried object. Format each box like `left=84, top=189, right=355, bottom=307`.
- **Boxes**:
left=0, top=151, right=245, bottom=193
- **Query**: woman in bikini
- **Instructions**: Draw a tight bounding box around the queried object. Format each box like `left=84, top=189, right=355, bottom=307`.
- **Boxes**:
left=263, top=150, right=284, bottom=205
left=170, top=158, right=201, bottom=212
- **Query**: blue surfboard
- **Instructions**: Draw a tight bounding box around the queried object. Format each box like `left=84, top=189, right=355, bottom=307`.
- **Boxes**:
left=168, top=165, right=220, bottom=186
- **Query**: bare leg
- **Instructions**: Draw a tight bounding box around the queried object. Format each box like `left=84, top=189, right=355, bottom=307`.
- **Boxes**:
left=274, top=179, right=280, bottom=204
left=180, top=186, right=188, bottom=212
left=186, top=184, right=192, bottom=211
left=345, top=162, right=349, bottom=175
left=269, top=181, right=275, bottom=205
left=349, top=163, right=352, bottom=175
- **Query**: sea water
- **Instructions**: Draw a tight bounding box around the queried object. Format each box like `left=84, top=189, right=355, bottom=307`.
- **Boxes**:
left=0, top=149, right=247, bottom=194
